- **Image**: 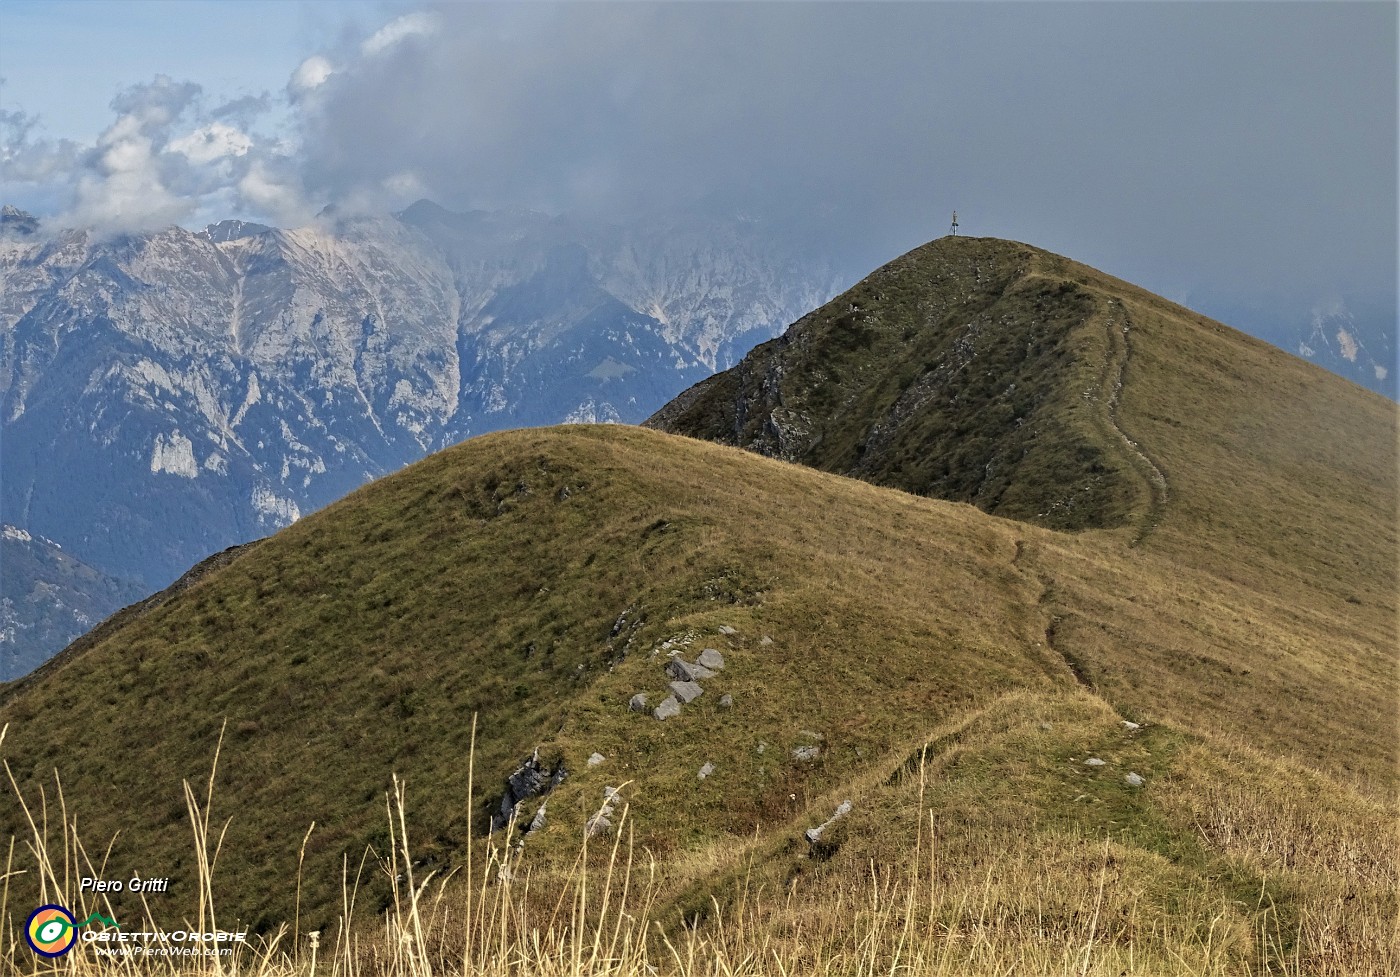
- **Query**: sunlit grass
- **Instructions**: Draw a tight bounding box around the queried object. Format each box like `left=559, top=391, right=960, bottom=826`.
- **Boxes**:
left=3, top=704, right=1394, bottom=977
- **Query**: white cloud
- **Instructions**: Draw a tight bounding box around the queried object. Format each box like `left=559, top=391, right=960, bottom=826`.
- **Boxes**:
left=68, top=128, right=191, bottom=231
left=383, top=170, right=427, bottom=201
left=361, top=12, right=440, bottom=57
left=2, top=71, right=311, bottom=233
left=236, top=158, right=312, bottom=226
left=290, top=55, right=335, bottom=94
left=170, top=122, right=253, bottom=164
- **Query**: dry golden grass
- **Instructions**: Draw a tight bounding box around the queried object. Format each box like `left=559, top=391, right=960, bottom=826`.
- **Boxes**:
left=4, top=690, right=1395, bottom=977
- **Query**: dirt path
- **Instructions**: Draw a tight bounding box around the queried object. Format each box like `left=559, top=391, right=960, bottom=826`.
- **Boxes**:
left=1098, top=300, right=1169, bottom=545
left=1011, top=538, right=1094, bottom=690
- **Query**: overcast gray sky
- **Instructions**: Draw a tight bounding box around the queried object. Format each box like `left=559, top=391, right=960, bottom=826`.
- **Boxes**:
left=2, top=1, right=1395, bottom=345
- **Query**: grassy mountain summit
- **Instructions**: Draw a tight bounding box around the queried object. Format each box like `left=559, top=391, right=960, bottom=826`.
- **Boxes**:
left=648, top=236, right=1395, bottom=596
left=648, top=237, right=1144, bottom=533
left=0, top=237, right=1394, bottom=974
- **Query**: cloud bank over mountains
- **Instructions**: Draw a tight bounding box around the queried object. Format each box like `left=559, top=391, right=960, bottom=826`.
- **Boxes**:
left=2, top=2, right=1395, bottom=315
left=2, top=72, right=306, bottom=232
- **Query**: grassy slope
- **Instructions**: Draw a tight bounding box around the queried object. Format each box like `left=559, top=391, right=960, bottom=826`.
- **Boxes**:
left=649, top=236, right=1397, bottom=793
left=1023, top=248, right=1397, bottom=795
left=0, top=426, right=1057, bottom=930
left=0, top=425, right=1392, bottom=969
left=647, top=238, right=1149, bottom=532
left=0, top=237, right=1394, bottom=972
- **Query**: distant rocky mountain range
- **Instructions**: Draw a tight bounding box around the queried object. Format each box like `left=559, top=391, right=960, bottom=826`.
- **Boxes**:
left=1294, top=301, right=1394, bottom=398
left=0, top=201, right=841, bottom=676
left=0, top=524, right=146, bottom=679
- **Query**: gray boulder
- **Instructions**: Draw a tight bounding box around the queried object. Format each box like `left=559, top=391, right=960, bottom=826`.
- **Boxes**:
left=698, top=762, right=715, bottom=780
left=629, top=693, right=649, bottom=713
left=697, top=648, right=725, bottom=671
left=491, top=750, right=568, bottom=832
left=718, top=625, right=738, bottom=635
left=669, top=680, right=704, bottom=704
left=587, top=752, right=605, bottom=767
left=1125, top=772, right=1145, bottom=787
left=1084, top=757, right=1106, bottom=767
left=759, top=635, right=774, bottom=646
left=665, top=659, right=715, bottom=682
left=718, top=693, right=733, bottom=709
left=653, top=695, right=681, bottom=720
left=793, top=745, right=821, bottom=762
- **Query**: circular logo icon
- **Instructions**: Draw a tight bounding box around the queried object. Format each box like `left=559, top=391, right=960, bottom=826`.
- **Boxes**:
left=26, top=905, right=77, bottom=957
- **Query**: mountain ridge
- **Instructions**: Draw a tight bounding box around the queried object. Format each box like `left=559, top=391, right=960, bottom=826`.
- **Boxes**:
left=0, top=233, right=1393, bottom=969
left=0, top=423, right=1391, bottom=969
left=649, top=235, right=1396, bottom=606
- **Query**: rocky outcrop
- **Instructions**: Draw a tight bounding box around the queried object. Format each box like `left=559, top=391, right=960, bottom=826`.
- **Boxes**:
left=491, top=750, right=568, bottom=832
left=586, top=786, right=623, bottom=837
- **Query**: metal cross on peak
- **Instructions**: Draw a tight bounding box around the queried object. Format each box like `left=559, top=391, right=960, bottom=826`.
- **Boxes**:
left=950, top=211, right=960, bottom=236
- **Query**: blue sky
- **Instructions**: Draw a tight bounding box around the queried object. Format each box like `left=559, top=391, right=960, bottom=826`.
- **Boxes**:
left=1, top=1, right=398, bottom=141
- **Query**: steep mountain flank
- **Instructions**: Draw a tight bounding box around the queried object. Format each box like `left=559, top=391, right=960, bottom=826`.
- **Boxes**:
left=0, top=525, right=146, bottom=679
left=649, top=236, right=1398, bottom=610
left=647, top=238, right=1150, bottom=532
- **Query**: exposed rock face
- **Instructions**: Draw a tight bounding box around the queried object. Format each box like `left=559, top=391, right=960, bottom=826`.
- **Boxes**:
left=1294, top=302, right=1395, bottom=398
